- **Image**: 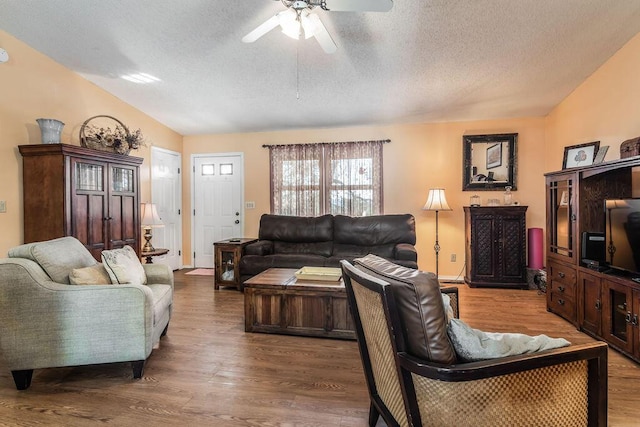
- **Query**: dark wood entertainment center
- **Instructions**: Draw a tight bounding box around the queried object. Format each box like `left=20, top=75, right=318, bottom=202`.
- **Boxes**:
left=546, top=156, right=640, bottom=362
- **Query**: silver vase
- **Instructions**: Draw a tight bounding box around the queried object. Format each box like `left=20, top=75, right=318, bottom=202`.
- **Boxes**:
left=36, top=118, right=64, bottom=144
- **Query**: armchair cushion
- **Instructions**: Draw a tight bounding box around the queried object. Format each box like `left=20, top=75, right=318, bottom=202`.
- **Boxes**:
left=448, top=318, right=571, bottom=362
left=353, top=254, right=456, bottom=365
left=8, top=236, right=98, bottom=284
left=69, top=264, right=112, bottom=285
left=101, top=246, right=147, bottom=286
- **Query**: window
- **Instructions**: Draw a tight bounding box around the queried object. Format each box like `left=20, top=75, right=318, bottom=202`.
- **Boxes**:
left=269, top=140, right=385, bottom=216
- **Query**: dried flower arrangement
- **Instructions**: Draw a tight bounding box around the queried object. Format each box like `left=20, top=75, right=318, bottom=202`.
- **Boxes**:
left=80, top=115, right=145, bottom=155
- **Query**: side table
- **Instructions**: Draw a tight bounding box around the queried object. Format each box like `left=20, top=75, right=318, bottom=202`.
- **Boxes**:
left=141, top=248, right=169, bottom=264
left=213, top=238, right=258, bottom=290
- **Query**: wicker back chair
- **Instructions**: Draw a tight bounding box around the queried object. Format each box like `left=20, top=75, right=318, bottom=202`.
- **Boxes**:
left=340, top=260, right=608, bottom=427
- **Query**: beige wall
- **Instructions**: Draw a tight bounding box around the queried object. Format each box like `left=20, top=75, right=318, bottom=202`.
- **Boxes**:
left=184, top=117, right=546, bottom=276
left=0, top=30, right=182, bottom=256
left=3, top=25, right=640, bottom=277
left=545, top=32, right=640, bottom=170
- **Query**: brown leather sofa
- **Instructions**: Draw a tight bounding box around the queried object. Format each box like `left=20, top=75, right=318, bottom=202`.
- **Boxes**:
left=238, top=213, right=418, bottom=284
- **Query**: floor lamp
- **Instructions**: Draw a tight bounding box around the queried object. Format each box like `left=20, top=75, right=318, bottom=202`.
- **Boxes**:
left=423, top=188, right=452, bottom=278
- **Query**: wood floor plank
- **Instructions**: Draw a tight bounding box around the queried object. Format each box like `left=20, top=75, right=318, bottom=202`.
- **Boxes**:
left=0, top=271, right=637, bottom=425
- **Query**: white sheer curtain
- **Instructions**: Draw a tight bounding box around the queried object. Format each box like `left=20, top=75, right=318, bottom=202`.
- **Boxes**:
left=269, top=140, right=385, bottom=216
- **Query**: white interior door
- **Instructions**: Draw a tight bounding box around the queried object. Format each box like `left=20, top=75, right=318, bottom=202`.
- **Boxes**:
left=193, top=154, right=244, bottom=268
left=151, top=147, right=182, bottom=270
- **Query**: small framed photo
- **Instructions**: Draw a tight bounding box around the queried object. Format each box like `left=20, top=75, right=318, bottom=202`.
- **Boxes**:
left=593, top=145, right=609, bottom=164
left=562, top=141, right=600, bottom=169
left=486, top=143, right=502, bottom=169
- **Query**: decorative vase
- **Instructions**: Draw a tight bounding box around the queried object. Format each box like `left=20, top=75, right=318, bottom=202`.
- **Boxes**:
left=36, top=118, right=64, bottom=144
left=503, top=186, right=513, bottom=205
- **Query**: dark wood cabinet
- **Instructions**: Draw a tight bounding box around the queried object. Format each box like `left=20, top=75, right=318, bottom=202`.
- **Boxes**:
left=19, top=144, right=142, bottom=260
left=464, top=206, right=528, bottom=288
left=547, top=260, right=578, bottom=325
left=546, top=156, right=640, bottom=363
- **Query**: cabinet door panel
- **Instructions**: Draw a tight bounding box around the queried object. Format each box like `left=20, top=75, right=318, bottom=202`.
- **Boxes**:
left=602, top=279, right=634, bottom=353
left=109, top=165, right=138, bottom=250
left=473, top=217, right=495, bottom=277
left=578, top=271, right=602, bottom=336
left=501, top=216, right=525, bottom=278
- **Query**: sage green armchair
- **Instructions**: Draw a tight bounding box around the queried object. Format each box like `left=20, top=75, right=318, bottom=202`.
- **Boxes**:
left=0, top=237, right=173, bottom=390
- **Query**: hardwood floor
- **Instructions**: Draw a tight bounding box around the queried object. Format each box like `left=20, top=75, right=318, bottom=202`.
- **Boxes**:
left=0, top=270, right=638, bottom=426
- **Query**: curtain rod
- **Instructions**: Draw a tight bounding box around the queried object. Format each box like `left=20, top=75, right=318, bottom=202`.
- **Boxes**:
left=262, top=139, right=391, bottom=148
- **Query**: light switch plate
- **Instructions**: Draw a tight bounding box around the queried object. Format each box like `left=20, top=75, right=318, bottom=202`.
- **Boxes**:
left=246, top=201, right=256, bottom=209
left=0, top=201, right=6, bottom=213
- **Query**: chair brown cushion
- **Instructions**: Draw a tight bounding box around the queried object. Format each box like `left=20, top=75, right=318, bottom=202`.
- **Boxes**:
left=353, top=254, right=457, bottom=365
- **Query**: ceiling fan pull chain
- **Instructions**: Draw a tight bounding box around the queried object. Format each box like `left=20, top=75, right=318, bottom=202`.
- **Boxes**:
left=296, top=42, right=300, bottom=100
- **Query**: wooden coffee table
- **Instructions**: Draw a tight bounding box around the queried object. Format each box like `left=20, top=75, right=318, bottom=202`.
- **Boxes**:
left=243, top=268, right=356, bottom=340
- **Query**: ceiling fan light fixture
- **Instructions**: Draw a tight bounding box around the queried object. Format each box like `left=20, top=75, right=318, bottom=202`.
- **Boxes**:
left=278, top=8, right=315, bottom=40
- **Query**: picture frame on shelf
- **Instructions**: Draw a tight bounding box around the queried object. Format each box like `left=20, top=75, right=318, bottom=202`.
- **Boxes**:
left=562, top=141, right=600, bottom=169
left=593, top=145, right=609, bottom=164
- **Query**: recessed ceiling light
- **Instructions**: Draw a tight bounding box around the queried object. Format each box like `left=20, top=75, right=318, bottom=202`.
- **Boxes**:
left=121, top=72, right=161, bottom=84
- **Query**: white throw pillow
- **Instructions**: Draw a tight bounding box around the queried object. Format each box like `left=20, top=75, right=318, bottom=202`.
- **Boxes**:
left=447, top=318, right=570, bottom=362
left=101, top=246, right=147, bottom=286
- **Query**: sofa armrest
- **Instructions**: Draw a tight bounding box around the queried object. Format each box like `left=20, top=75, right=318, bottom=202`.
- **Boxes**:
left=394, top=243, right=417, bottom=262
left=143, top=263, right=174, bottom=288
left=244, top=240, right=274, bottom=256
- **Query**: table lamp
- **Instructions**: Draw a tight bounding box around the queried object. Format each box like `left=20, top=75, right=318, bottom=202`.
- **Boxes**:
left=141, top=202, right=164, bottom=253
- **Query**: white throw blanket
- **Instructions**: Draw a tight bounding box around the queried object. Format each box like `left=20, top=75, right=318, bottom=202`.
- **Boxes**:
left=447, top=318, right=571, bottom=362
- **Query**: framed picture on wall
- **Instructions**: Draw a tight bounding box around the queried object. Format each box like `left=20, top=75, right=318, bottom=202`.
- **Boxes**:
left=486, top=143, right=502, bottom=169
left=463, top=133, right=517, bottom=191
left=562, top=141, right=600, bottom=169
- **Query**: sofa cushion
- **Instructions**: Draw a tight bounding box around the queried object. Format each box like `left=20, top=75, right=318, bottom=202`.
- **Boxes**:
left=8, top=236, right=98, bottom=284
left=259, top=214, right=333, bottom=243
left=101, top=246, right=147, bottom=286
left=69, top=264, right=112, bottom=285
left=273, top=241, right=333, bottom=256
left=239, top=254, right=328, bottom=277
left=447, top=318, right=570, bottom=362
left=334, top=214, right=416, bottom=246
left=333, top=242, right=395, bottom=259
left=353, top=254, right=456, bottom=365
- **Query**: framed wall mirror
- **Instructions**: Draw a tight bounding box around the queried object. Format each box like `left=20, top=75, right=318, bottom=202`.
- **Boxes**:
left=463, top=133, right=517, bottom=191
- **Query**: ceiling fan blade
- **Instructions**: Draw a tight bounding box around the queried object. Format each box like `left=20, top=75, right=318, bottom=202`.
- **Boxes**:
left=307, top=13, right=337, bottom=54
left=242, top=14, right=280, bottom=43
left=321, top=0, right=393, bottom=12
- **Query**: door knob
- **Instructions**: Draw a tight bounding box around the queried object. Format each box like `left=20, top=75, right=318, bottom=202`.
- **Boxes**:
left=235, top=220, right=240, bottom=224
left=235, top=212, right=240, bottom=216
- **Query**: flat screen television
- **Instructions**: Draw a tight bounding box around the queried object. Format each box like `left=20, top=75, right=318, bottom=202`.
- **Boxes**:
left=605, top=198, right=640, bottom=276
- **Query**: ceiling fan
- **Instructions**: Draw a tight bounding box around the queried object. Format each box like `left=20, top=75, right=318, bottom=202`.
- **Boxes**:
left=242, top=0, right=394, bottom=54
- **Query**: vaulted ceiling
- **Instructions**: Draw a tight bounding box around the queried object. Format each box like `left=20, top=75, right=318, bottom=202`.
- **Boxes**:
left=2, top=0, right=640, bottom=135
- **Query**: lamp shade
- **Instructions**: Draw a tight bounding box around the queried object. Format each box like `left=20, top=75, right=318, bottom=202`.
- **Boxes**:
left=605, top=199, right=630, bottom=210
left=141, top=203, right=164, bottom=227
left=423, top=188, right=452, bottom=211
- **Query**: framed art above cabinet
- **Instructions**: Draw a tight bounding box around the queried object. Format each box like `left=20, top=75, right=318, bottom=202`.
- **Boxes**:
left=463, top=133, right=517, bottom=191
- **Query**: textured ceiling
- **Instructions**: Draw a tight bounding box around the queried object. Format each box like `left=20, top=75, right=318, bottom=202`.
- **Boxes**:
left=1, top=0, right=640, bottom=135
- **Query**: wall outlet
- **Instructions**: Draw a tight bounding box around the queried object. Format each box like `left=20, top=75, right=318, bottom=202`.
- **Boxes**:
left=450, top=253, right=456, bottom=262
left=0, top=200, right=6, bottom=213
left=245, top=201, right=256, bottom=209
